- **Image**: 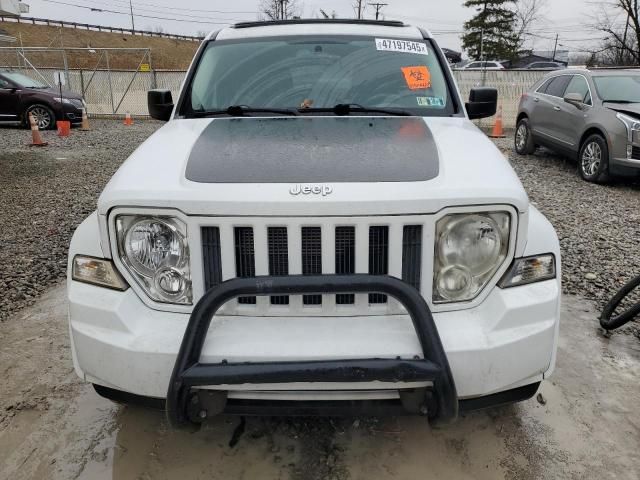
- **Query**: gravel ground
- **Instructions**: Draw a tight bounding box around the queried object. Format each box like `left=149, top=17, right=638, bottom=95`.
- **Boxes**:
left=0, top=120, right=162, bottom=322
left=1, top=121, right=639, bottom=334
left=1, top=121, right=640, bottom=479
left=493, top=137, right=640, bottom=336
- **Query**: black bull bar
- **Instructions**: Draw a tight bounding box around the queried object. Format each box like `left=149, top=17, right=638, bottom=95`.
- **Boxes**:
left=166, top=274, right=458, bottom=428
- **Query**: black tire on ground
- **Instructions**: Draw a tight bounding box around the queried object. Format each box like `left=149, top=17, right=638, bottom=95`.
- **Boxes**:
left=24, top=104, right=56, bottom=130
left=514, top=118, right=536, bottom=155
left=579, top=134, right=610, bottom=183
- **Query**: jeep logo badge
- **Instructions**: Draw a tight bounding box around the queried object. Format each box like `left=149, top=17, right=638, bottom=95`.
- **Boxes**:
left=289, top=184, right=333, bottom=196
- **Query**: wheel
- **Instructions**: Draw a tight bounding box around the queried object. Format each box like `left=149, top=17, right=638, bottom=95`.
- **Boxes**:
left=579, top=134, right=610, bottom=183
left=515, top=118, right=536, bottom=155
left=24, top=104, right=56, bottom=130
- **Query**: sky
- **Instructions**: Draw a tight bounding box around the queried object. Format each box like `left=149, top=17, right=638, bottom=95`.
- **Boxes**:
left=22, top=0, right=608, bottom=55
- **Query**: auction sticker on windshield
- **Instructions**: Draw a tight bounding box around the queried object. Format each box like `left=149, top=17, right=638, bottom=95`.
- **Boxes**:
left=375, top=38, right=429, bottom=55
left=402, top=66, right=431, bottom=90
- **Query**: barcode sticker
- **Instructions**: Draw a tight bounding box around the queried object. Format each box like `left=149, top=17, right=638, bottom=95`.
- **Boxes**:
left=375, top=38, right=429, bottom=55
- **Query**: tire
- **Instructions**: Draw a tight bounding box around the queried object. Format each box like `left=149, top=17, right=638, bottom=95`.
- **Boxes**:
left=579, top=134, right=610, bottom=183
left=514, top=118, right=536, bottom=155
left=24, top=104, right=56, bottom=130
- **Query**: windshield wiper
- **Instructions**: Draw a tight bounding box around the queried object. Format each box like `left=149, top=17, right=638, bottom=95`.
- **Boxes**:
left=603, top=99, right=637, bottom=104
left=300, top=103, right=412, bottom=116
left=188, top=105, right=299, bottom=118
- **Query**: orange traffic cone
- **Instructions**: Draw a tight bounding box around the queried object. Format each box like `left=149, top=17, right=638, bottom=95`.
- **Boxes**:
left=489, top=105, right=506, bottom=138
left=80, top=108, right=90, bottom=131
left=28, top=112, right=48, bottom=147
left=123, top=112, right=134, bottom=126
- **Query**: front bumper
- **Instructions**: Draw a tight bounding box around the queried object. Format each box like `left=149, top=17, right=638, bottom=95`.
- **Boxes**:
left=52, top=102, right=84, bottom=123
left=68, top=271, right=559, bottom=412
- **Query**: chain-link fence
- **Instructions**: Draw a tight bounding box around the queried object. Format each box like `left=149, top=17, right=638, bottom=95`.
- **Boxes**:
left=0, top=47, right=185, bottom=116
left=1, top=48, right=548, bottom=125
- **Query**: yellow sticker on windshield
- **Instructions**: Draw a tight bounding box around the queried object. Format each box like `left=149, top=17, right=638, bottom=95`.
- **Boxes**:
left=401, top=66, right=431, bottom=90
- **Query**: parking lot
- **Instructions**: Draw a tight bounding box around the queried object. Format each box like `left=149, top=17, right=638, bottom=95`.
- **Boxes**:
left=1, top=121, right=639, bottom=479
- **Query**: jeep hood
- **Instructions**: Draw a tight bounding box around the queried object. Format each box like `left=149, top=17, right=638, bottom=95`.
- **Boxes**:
left=98, top=116, right=529, bottom=217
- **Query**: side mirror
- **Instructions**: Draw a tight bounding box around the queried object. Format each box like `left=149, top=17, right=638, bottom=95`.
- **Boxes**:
left=148, top=89, right=174, bottom=121
left=564, top=93, right=584, bottom=109
left=466, top=87, right=498, bottom=120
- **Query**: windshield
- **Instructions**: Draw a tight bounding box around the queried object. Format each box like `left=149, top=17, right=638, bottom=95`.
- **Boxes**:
left=182, top=35, right=455, bottom=116
left=593, top=75, right=640, bottom=103
left=1, top=71, right=48, bottom=88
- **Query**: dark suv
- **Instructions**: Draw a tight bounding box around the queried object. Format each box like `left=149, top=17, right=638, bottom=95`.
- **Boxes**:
left=0, top=70, right=85, bottom=130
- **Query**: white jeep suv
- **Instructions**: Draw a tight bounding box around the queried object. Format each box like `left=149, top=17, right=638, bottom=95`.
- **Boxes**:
left=67, top=19, right=560, bottom=428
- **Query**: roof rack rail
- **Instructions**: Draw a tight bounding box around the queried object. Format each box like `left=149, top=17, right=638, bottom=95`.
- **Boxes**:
left=233, top=19, right=405, bottom=29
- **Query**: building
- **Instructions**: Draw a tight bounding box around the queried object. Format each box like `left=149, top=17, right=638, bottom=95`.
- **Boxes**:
left=0, top=0, right=29, bottom=16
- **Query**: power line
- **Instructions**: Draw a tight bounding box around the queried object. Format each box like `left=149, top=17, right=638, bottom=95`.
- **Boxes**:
left=52, top=0, right=253, bottom=22
left=42, top=0, right=260, bottom=15
left=36, top=0, right=247, bottom=24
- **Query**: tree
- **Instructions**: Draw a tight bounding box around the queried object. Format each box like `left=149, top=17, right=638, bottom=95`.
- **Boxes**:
left=461, top=0, right=519, bottom=61
left=260, top=0, right=299, bottom=20
left=592, top=0, right=640, bottom=65
left=514, top=0, right=547, bottom=51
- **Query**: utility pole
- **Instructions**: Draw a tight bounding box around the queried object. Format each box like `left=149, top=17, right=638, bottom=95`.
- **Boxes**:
left=279, top=0, right=289, bottom=20
left=368, top=2, right=387, bottom=20
left=129, top=0, right=135, bottom=31
left=354, top=0, right=364, bottom=19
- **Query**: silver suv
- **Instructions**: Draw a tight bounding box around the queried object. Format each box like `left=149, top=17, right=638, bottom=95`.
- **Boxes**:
left=515, top=69, right=640, bottom=182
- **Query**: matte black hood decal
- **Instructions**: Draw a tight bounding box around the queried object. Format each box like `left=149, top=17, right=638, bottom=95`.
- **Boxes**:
left=185, top=117, right=439, bottom=183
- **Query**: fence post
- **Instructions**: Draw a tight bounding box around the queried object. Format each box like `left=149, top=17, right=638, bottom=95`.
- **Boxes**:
left=79, top=69, right=85, bottom=98
left=149, top=50, right=157, bottom=89
left=62, top=49, right=70, bottom=88
left=105, top=51, right=115, bottom=114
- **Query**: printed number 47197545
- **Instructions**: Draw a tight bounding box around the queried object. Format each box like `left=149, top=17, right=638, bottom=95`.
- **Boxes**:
left=375, top=38, right=429, bottom=55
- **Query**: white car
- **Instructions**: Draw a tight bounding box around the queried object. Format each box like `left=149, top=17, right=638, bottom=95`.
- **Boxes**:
left=460, top=61, right=505, bottom=70
left=67, top=19, right=561, bottom=428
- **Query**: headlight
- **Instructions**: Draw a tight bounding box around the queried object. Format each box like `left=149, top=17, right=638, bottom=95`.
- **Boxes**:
left=53, top=97, right=73, bottom=104
left=116, top=216, right=192, bottom=304
left=616, top=112, right=640, bottom=144
left=434, top=212, right=510, bottom=303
